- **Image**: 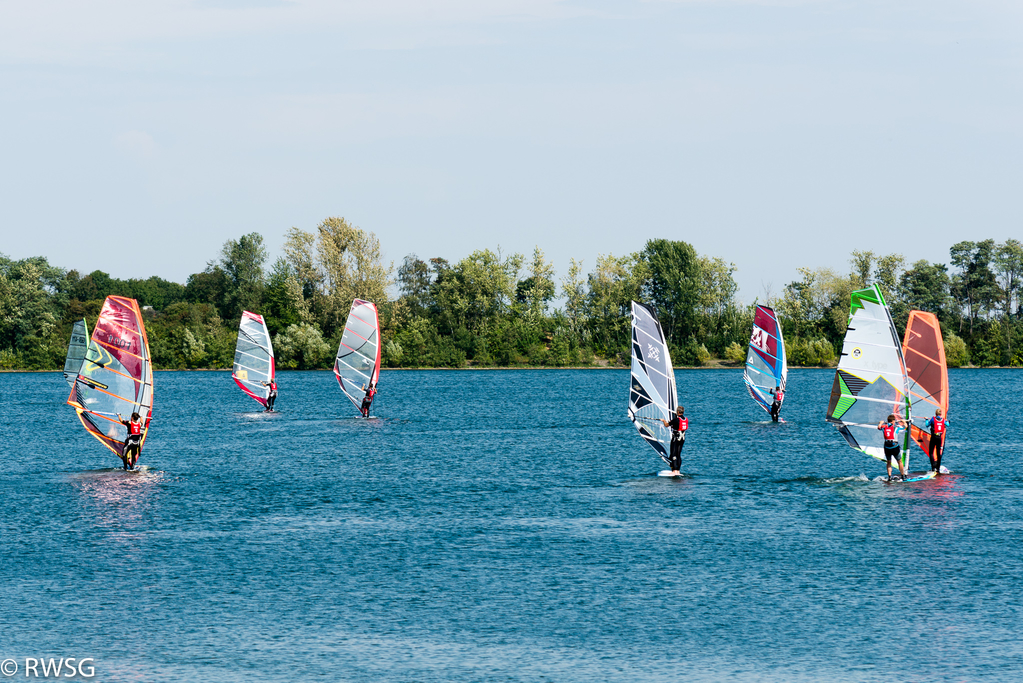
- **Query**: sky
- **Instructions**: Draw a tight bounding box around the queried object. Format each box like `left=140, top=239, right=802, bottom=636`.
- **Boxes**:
left=1, top=0, right=1022, bottom=302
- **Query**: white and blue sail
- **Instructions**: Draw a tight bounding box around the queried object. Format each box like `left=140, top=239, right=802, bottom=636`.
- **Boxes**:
left=826, top=284, right=912, bottom=463
left=628, top=301, right=678, bottom=464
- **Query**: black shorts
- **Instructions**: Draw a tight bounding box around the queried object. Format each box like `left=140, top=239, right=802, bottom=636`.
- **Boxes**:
left=883, top=444, right=900, bottom=463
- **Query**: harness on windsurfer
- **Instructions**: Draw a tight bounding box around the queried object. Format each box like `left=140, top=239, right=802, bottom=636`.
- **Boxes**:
left=261, top=380, right=278, bottom=412
left=660, top=406, right=688, bottom=475
left=118, top=412, right=143, bottom=470
left=360, top=382, right=377, bottom=417
left=769, top=386, right=784, bottom=422
left=877, top=414, right=908, bottom=481
left=924, top=409, right=949, bottom=473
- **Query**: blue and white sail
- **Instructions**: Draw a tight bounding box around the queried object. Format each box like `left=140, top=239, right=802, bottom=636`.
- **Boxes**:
left=744, top=305, right=787, bottom=414
left=628, top=301, right=678, bottom=464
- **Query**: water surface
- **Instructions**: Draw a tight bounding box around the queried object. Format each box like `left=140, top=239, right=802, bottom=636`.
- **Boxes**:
left=1, top=369, right=1020, bottom=681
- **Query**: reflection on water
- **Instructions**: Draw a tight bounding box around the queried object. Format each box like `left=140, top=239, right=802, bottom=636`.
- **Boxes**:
left=68, top=467, right=166, bottom=541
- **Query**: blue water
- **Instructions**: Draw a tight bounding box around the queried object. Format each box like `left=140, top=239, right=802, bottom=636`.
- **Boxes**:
left=1, top=368, right=1021, bottom=682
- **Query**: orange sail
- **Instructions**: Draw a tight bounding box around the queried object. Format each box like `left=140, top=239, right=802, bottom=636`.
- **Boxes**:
left=902, top=311, right=948, bottom=456
left=67, top=296, right=154, bottom=464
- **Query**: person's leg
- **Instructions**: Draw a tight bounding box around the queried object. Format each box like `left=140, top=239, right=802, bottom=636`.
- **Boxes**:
left=935, top=437, right=944, bottom=472
left=771, top=402, right=779, bottom=422
left=885, top=448, right=895, bottom=479
left=928, top=438, right=939, bottom=471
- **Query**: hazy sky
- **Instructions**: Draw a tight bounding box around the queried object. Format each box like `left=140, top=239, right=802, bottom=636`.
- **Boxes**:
left=2, top=0, right=1021, bottom=301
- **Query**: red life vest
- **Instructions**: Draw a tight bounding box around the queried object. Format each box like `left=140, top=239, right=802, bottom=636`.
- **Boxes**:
left=367, top=387, right=376, bottom=400
left=128, top=420, right=142, bottom=436
left=930, top=417, right=946, bottom=436
left=269, top=381, right=277, bottom=393
left=774, top=391, right=784, bottom=402
left=882, top=423, right=897, bottom=442
left=677, top=417, right=688, bottom=433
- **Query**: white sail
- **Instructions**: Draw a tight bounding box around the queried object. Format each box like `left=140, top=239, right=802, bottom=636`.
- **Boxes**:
left=63, top=319, right=90, bottom=388
left=334, top=299, right=381, bottom=413
left=232, top=311, right=275, bottom=407
left=628, top=301, right=678, bottom=464
left=826, top=285, right=911, bottom=462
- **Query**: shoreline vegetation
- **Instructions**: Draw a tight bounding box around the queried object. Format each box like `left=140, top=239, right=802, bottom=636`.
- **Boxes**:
left=2, top=218, right=1021, bottom=372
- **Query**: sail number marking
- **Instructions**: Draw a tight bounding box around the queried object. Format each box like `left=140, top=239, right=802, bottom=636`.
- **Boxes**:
left=750, top=325, right=770, bottom=352
left=106, top=334, right=134, bottom=352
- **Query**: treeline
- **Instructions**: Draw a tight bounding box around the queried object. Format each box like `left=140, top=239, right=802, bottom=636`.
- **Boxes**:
left=1, top=219, right=1021, bottom=371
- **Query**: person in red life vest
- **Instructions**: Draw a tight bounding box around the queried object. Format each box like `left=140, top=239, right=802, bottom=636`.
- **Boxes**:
left=877, top=414, right=909, bottom=481
left=924, top=408, right=950, bottom=473
left=360, top=381, right=377, bottom=417
left=660, top=405, right=688, bottom=475
left=117, top=411, right=143, bottom=470
left=769, top=385, right=785, bottom=422
left=261, top=379, right=278, bottom=412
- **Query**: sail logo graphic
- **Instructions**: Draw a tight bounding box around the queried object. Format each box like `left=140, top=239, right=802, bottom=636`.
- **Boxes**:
left=852, top=348, right=862, bottom=359
left=647, top=344, right=660, bottom=362
left=750, top=326, right=770, bottom=352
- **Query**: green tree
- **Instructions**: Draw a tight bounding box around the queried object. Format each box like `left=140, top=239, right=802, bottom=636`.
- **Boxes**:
left=560, top=257, right=586, bottom=344
left=641, top=238, right=701, bottom=345
left=950, top=240, right=998, bottom=336
left=185, top=264, right=230, bottom=316
left=262, top=258, right=307, bottom=336
left=275, top=323, right=331, bottom=370
left=585, top=252, right=646, bottom=358
left=515, top=246, right=556, bottom=323
left=396, top=254, right=432, bottom=318
left=0, top=255, right=67, bottom=358
left=220, top=232, right=268, bottom=320
left=849, top=250, right=875, bottom=289
left=900, top=260, right=951, bottom=319
left=315, top=217, right=391, bottom=336
left=993, top=238, right=1023, bottom=364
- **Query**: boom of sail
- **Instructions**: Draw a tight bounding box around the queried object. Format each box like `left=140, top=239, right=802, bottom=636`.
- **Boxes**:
left=63, top=319, right=90, bottom=388
left=743, top=305, right=787, bottom=414
left=334, top=299, right=381, bottom=414
left=232, top=311, right=275, bottom=408
left=826, top=284, right=911, bottom=463
left=902, top=310, right=948, bottom=456
left=66, top=296, right=154, bottom=463
left=628, top=301, right=678, bottom=464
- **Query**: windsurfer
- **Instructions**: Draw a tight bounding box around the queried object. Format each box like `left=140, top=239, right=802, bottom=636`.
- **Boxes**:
left=769, top=386, right=784, bottom=422
left=660, top=406, right=688, bottom=475
left=360, top=381, right=377, bottom=417
left=117, top=412, right=143, bottom=470
left=924, top=409, right=949, bottom=473
left=877, top=414, right=908, bottom=481
left=261, top=379, right=278, bottom=412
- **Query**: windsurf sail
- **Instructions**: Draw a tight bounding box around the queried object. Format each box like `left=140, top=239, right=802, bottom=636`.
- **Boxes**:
left=743, top=305, right=787, bottom=414
left=66, top=296, right=154, bottom=463
left=334, top=299, right=381, bottom=413
left=628, top=301, right=678, bottom=464
left=232, top=311, right=275, bottom=408
left=826, top=284, right=911, bottom=463
left=63, top=319, right=90, bottom=388
left=902, top=310, right=948, bottom=456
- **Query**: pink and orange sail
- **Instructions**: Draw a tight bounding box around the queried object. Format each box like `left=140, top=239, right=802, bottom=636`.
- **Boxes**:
left=66, top=296, right=154, bottom=465
left=902, top=311, right=949, bottom=456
